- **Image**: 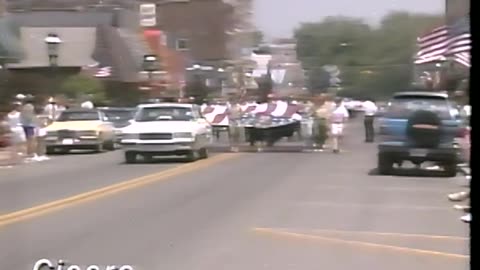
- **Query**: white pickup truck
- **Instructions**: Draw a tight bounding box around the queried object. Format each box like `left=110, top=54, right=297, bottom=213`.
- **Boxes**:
left=120, top=103, right=212, bottom=163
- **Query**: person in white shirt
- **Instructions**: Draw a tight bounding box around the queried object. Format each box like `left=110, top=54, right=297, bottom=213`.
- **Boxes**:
left=44, top=97, right=65, bottom=121
left=7, top=102, right=27, bottom=164
left=362, top=98, right=378, bottom=142
left=329, top=98, right=349, bottom=153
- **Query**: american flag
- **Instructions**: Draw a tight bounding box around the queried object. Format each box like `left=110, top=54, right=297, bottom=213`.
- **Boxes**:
left=445, top=17, right=471, bottom=67
left=94, top=66, right=113, bottom=78
left=414, top=25, right=449, bottom=65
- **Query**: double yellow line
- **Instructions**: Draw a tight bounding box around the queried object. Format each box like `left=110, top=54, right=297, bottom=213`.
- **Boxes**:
left=0, top=153, right=241, bottom=227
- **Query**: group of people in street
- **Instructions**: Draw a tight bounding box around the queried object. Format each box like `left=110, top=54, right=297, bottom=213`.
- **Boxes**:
left=0, top=93, right=96, bottom=168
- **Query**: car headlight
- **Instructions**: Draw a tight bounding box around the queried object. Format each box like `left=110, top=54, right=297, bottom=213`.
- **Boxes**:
left=122, top=133, right=139, bottom=140
left=173, top=132, right=194, bottom=139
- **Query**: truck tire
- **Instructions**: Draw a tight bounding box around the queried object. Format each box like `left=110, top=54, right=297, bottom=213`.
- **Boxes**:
left=125, top=152, right=137, bottom=164
left=377, top=153, right=393, bottom=175
left=199, top=148, right=209, bottom=159
left=406, top=110, right=442, bottom=148
left=444, top=163, right=457, bottom=177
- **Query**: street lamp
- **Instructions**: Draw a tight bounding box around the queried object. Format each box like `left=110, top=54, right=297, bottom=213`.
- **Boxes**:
left=44, top=33, right=62, bottom=66
left=142, top=54, right=160, bottom=79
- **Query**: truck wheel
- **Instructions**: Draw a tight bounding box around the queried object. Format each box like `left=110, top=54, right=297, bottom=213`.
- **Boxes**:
left=185, top=150, right=198, bottom=162
left=104, top=140, right=116, bottom=151
left=125, top=152, right=137, bottom=164
left=95, top=143, right=105, bottom=153
left=444, top=163, right=457, bottom=177
left=46, top=146, right=56, bottom=155
left=377, top=153, right=393, bottom=175
left=199, top=148, right=209, bottom=159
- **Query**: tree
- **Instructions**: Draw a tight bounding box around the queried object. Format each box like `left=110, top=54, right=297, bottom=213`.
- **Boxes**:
left=294, top=12, right=443, bottom=98
left=59, top=74, right=106, bottom=104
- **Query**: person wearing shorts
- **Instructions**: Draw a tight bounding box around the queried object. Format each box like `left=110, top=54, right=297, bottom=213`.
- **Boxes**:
left=329, top=98, right=349, bottom=153
left=7, top=102, right=27, bottom=164
left=20, top=96, right=38, bottom=158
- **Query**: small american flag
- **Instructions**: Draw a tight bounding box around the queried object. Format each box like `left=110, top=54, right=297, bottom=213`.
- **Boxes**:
left=95, top=66, right=112, bottom=78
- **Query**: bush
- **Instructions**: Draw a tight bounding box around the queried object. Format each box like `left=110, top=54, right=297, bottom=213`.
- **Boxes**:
left=59, top=74, right=106, bottom=104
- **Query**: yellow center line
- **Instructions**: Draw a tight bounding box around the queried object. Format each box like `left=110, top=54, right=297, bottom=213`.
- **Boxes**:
left=308, top=229, right=468, bottom=241
left=252, top=228, right=470, bottom=260
left=0, top=153, right=242, bottom=227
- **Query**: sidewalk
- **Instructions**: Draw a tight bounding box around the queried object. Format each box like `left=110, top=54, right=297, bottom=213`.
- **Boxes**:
left=0, top=148, right=12, bottom=167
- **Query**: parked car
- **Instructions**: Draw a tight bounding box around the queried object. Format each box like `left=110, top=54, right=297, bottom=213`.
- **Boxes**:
left=377, top=91, right=467, bottom=177
left=44, top=109, right=116, bottom=154
left=120, top=103, right=211, bottom=163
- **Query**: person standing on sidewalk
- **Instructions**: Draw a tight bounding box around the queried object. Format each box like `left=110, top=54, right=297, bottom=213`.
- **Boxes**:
left=35, top=115, right=50, bottom=161
left=329, top=97, right=349, bottom=153
left=362, top=98, right=378, bottom=143
left=20, top=95, right=39, bottom=161
left=7, top=102, right=27, bottom=164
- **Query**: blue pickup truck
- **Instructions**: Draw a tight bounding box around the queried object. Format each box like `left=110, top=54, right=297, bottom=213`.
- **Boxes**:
left=377, top=91, right=466, bottom=177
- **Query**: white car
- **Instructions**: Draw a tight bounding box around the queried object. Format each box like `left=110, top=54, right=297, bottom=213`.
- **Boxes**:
left=120, top=103, right=212, bottom=163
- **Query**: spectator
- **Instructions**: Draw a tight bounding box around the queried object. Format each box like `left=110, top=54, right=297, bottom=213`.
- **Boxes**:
left=7, top=102, right=27, bottom=164
left=35, top=116, right=50, bottom=161
left=44, top=96, right=65, bottom=121
left=329, top=97, right=349, bottom=153
left=20, top=95, right=39, bottom=161
left=362, top=98, right=378, bottom=143
left=81, top=99, right=94, bottom=109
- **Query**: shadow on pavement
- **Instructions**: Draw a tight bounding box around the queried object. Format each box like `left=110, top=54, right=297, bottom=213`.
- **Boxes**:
left=368, top=168, right=453, bottom=178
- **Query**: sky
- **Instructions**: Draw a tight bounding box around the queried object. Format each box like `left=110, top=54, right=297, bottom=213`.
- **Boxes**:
left=253, top=0, right=444, bottom=39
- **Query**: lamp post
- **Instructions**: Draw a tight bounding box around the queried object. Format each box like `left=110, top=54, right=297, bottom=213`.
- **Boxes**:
left=44, top=33, right=62, bottom=97
left=45, top=33, right=61, bottom=66
left=142, top=54, right=160, bottom=97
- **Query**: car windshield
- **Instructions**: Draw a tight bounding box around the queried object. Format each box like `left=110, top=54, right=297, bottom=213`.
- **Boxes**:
left=135, top=107, right=194, bottom=122
left=57, top=111, right=100, bottom=121
left=102, top=110, right=135, bottom=121
left=385, top=96, right=452, bottom=119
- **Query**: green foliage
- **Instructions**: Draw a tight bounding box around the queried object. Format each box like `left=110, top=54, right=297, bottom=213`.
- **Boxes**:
left=59, top=74, right=106, bottom=103
left=294, top=12, right=443, bottom=98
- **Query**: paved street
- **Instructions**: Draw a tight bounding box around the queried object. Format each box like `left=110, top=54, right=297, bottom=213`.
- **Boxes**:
left=0, top=120, right=470, bottom=270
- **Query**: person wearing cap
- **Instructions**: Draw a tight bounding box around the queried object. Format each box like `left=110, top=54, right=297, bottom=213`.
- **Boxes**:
left=44, top=97, right=65, bottom=121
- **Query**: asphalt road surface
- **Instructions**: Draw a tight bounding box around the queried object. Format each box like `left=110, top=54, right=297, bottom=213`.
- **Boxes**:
left=0, top=119, right=470, bottom=270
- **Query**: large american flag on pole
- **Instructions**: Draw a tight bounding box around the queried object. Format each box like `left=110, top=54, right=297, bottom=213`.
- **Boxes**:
left=444, top=17, right=471, bottom=67
left=414, top=17, right=471, bottom=68
left=414, top=26, right=449, bottom=65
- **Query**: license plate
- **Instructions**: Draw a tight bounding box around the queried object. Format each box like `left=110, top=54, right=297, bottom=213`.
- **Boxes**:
left=62, top=139, right=74, bottom=145
left=409, top=149, right=428, bottom=157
